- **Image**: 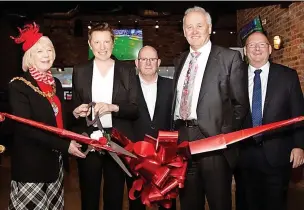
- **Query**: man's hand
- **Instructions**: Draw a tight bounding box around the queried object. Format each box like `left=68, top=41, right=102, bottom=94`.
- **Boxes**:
left=94, top=102, right=119, bottom=116
left=290, top=148, right=304, bottom=168
left=68, top=140, right=86, bottom=158
left=73, top=104, right=91, bottom=118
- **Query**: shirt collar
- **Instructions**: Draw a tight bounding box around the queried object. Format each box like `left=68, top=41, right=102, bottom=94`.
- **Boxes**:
left=139, top=74, right=158, bottom=85
left=248, top=61, right=270, bottom=74
left=189, top=40, right=212, bottom=54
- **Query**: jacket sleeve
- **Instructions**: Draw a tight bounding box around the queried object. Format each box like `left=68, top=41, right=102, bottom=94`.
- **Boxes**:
left=70, top=65, right=88, bottom=134
left=9, top=81, right=70, bottom=154
left=229, top=51, right=250, bottom=130
left=112, top=65, right=139, bottom=120
left=289, top=70, right=304, bottom=149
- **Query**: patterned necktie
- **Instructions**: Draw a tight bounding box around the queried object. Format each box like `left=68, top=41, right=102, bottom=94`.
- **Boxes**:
left=179, top=52, right=201, bottom=120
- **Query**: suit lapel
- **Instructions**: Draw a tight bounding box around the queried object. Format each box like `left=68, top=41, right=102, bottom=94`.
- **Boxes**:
left=197, top=45, right=221, bottom=104
left=112, top=61, right=121, bottom=103
left=171, top=51, right=189, bottom=118
left=173, top=51, right=189, bottom=88
left=262, top=63, right=279, bottom=123
left=153, top=76, right=162, bottom=122
left=136, top=76, right=151, bottom=120
left=84, top=61, right=94, bottom=102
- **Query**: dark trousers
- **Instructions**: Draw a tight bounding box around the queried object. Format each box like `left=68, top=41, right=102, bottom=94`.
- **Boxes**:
left=234, top=166, right=246, bottom=210
left=238, top=146, right=291, bottom=210
left=178, top=126, right=232, bottom=210
left=125, top=170, right=177, bottom=210
left=77, top=151, right=125, bottom=210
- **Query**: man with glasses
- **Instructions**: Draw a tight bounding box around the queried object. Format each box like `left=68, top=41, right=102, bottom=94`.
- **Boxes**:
left=237, top=31, right=304, bottom=210
left=127, top=45, right=176, bottom=210
left=172, top=6, right=249, bottom=210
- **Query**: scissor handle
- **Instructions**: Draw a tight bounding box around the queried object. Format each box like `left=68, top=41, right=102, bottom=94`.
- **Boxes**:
left=85, top=102, right=106, bottom=134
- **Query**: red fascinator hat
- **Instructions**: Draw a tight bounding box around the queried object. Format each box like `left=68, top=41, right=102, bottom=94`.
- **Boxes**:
left=10, top=22, right=43, bottom=52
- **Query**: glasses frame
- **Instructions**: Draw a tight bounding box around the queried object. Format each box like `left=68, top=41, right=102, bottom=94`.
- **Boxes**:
left=138, top=58, right=159, bottom=63
left=246, top=42, right=270, bottom=49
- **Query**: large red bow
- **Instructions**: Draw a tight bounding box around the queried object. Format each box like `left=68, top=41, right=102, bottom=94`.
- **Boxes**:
left=1, top=112, right=303, bottom=208
left=112, top=116, right=304, bottom=208
left=112, top=130, right=188, bottom=208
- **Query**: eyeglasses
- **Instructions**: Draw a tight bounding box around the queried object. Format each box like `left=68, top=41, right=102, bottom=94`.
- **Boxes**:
left=246, top=42, right=270, bottom=49
left=138, top=58, right=158, bottom=62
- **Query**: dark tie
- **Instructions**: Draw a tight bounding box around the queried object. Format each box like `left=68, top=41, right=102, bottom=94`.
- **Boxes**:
left=252, top=69, right=262, bottom=142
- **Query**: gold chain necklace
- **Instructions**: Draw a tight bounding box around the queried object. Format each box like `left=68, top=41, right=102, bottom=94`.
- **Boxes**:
left=10, top=77, right=59, bottom=116
left=10, top=77, right=56, bottom=98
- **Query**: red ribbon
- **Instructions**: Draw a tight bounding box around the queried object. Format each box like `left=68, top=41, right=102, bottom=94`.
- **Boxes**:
left=0, top=113, right=113, bottom=152
left=111, top=116, right=304, bottom=208
left=1, top=111, right=304, bottom=208
left=112, top=130, right=188, bottom=208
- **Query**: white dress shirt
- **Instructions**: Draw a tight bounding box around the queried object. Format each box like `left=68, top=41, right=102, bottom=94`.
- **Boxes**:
left=139, top=74, right=158, bottom=120
left=91, top=60, right=114, bottom=128
left=248, top=61, right=270, bottom=115
left=174, top=40, right=212, bottom=120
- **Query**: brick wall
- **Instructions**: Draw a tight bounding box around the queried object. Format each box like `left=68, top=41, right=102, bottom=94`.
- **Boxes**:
left=237, top=2, right=304, bottom=88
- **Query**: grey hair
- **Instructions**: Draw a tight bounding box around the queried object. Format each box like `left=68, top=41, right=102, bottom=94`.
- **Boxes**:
left=183, top=6, right=212, bottom=25
left=22, top=36, right=56, bottom=72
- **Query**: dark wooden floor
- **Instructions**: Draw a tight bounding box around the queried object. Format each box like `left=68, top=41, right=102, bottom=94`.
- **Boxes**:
left=1, top=155, right=304, bottom=210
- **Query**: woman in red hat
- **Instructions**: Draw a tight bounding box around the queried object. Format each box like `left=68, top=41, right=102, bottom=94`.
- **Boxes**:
left=8, top=22, right=86, bottom=210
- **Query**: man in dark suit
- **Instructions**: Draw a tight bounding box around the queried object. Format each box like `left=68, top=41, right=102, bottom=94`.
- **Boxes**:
left=237, top=31, right=304, bottom=210
left=127, top=45, right=176, bottom=210
left=171, top=6, right=249, bottom=210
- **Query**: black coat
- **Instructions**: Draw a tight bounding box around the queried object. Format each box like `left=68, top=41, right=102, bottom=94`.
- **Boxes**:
left=71, top=60, right=139, bottom=142
left=240, top=63, right=304, bottom=167
left=133, top=75, right=173, bottom=141
left=9, top=72, right=70, bottom=182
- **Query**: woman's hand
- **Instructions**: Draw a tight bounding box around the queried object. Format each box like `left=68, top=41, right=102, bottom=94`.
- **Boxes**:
left=94, top=102, right=119, bottom=116
left=73, top=104, right=91, bottom=118
left=68, top=140, right=86, bottom=158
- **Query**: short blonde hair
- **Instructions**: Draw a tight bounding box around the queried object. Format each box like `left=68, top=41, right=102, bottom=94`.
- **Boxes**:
left=183, top=6, right=212, bottom=26
left=22, top=36, right=56, bottom=71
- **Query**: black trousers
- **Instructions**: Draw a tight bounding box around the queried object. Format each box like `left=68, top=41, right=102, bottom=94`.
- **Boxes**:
left=125, top=169, right=177, bottom=210
left=77, top=151, right=125, bottom=210
left=238, top=146, right=291, bottom=210
left=178, top=125, right=232, bottom=210
left=234, top=165, right=246, bottom=210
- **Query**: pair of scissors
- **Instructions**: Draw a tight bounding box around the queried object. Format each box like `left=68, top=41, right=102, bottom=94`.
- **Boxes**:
left=86, top=102, right=135, bottom=177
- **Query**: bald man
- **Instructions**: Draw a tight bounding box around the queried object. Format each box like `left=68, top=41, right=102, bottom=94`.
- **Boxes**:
left=237, top=31, right=304, bottom=210
left=126, top=45, right=176, bottom=210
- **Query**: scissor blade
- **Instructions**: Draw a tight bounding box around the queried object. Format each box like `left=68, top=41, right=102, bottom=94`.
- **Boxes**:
left=108, top=152, right=133, bottom=177
left=109, top=141, right=137, bottom=158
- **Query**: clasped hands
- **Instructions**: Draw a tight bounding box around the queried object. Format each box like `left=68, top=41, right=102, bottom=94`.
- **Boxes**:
left=69, top=102, right=119, bottom=158
left=73, top=102, right=119, bottom=119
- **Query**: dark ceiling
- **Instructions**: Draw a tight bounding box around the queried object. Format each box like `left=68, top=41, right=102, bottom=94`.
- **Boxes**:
left=0, top=1, right=291, bottom=18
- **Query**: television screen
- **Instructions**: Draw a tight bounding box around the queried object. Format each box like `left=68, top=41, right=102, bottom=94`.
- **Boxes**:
left=88, top=29, right=143, bottom=61
left=51, top=67, right=73, bottom=88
